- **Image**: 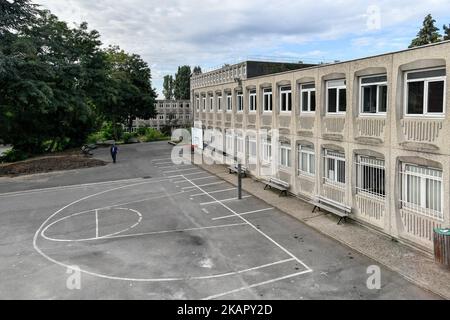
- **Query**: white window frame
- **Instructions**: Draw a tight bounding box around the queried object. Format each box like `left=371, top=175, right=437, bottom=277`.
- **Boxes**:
left=209, top=95, right=214, bottom=112
left=226, top=93, right=232, bottom=112
left=249, top=90, right=257, bottom=112
left=323, top=149, right=346, bottom=186
left=202, top=96, right=206, bottom=111
left=355, top=155, right=386, bottom=199
left=401, top=163, right=443, bottom=220
left=217, top=95, right=222, bottom=111
left=261, top=140, right=272, bottom=164
left=300, top=83, right=316, bottom=114
left=326, top=80, right=347, bottom=115
left=237, top=92, right=244, bottom=112
left=279, top=144, right=292, bottom=168
left=263, top=88, right=273, bottom=112
left=279, top=86, right=292, bottom=113
left=298, top=145, right=315, bottom=177
left=404, top=67, right=446, bottom=117
left=360, top=75, right=388, bottom=116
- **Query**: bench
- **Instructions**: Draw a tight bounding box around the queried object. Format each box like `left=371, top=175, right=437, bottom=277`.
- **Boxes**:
left=228, top=165, right=248, bottom=178
left=311, top=196, right=352, bottom=225
left=81, top=144, right=96, bottom=156
left=264, top=178, right=290, bottom=197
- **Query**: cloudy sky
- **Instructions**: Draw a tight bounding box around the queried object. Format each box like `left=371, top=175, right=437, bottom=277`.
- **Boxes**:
left=35, top=0, right=450, bottom=98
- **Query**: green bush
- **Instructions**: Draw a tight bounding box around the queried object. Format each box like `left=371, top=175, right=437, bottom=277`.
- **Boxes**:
left=0, top=149, right=28, bottom=163
left=142, top=128, right=168, bottom=142
left=122, top=132, right=139, bottom=144
left=137, top=127, right=149, bottom=136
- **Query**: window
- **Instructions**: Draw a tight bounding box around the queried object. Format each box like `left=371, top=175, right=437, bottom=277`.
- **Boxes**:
left=159, top=115, right=164, bottom=120
left=279, top=144, right=292, bottom=168
left=237, top=92, right=244, bottom=112
left=300, top=83, right=316, bottom=113
left=209, top=96, right=214, bottom=111
left=280, top=86, right=292, bottom=112
left=247, top=137, right=257, bottom=158
left=405, top=68, right=446, bottom=116
left=324, top=149, right=345, bottom=185
left=225, top=133, right=234, bottom=154
left=196, top=98, right=200, bottom=111
left=298, top=145, right=315, bottom=176
left=263, top=88, right=273, bottom=112
left=261, top=140, right=272, bottom=163
left=217, top=95, right=222, bottom=111
left=202, top=96, right=206, bottom=111
left=356, top=156, right=385, bottom=198
left=401, top=164, right=443, bottom=220
left=249, top=90, right=257, bottom=112
left=236, top=135, right=244, bottom=154
left=226, top=93, right=232, bottom=112
left=360, top=75, right=388, bottom=115
left=327, top=80, right=346, bottom=113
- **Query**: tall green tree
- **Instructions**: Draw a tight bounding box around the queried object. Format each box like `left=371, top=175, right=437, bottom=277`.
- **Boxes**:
left=193, top=66, right=202, bottom=75
left=0, top=7, right=108, bottom=154
left=409, top=14, right=442, bottom=48
left=101, top=46, right=157, bottom=135
left=174, top=65, right=191, bottom=100
left=163, top=75, right=174, bottom=100
left=443, top=24, right=450, bottom=40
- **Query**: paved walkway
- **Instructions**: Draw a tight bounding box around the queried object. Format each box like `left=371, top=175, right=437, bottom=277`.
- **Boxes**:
left=197, top=162, right=450, bottom=299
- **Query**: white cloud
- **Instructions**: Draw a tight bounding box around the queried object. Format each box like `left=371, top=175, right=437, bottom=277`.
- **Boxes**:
left=34, top=0, right=450, bottom=96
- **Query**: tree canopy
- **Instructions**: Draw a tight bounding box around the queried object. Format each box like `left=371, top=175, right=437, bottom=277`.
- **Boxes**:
left=174, top=65, right=191, bottom=100
left=444, top=24, right=450, bottom=41
left=409, top=14, right=443, bottom=48
left=163, top=75, right=174, bottom=100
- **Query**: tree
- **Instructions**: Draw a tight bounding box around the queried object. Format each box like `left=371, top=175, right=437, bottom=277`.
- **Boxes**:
left=409, top=14, right=442, bottom=48
left=193, top=66, right=202, bottom=75
left=0, top=0, right=38, bottom=36
left=163, top=75, right=174, bottom=100
left=444, top=24, right=450, bottom=40
left=101, top=46, right=157, bottom=135
left=173, top=65, right=191, bottom=100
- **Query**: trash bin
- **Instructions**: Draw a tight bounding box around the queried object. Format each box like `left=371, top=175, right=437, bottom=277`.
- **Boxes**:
left=433, top=228, right=450, bottom=268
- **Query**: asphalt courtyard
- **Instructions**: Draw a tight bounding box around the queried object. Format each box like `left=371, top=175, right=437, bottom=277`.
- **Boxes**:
left=0, top=142, right=440, bottom=299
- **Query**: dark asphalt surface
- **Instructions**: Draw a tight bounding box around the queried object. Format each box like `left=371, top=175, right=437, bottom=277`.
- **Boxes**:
left=0, top=142, right=440, bottom=299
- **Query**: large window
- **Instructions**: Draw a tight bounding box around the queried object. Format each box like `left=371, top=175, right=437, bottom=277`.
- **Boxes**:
left=217, top=94, right=222, bottom=111
left=226, top=93, right=232, bottom=112
left=196, top=97, right=200, bottom=111
left=247, top=137, right=257, bottom=158
left=237, top=92, right=244, bottom=112
left=263, top=88, right=273, bottom=112
left=300, top=83, right=316, bottom=113
left=249, top=90, right=257, bottom=112
left=298, top=145, right=315, bottom=176
left=280, top=86, right=292, bottom=112
left=202, top=96, right=206, bottom=111
left=401, top=164, right=443, bottom=220
left=356, top=156, right=386, bottom=198
left=261, top=140, right=272, bottom=163
left=405, top=68, right=446, bottom=116
left=225, top=133, right=234, bottom=155
left=360, top=75, right=388, bottom=115
left=324, top=149, right=345, bottom=185
left=327, top=80, right=346, bottom=114
left=236, top=135, right=244, bottom=154
left=279, top=144, right=292, bottom=168
left=209, top=95, right=214, bottom=111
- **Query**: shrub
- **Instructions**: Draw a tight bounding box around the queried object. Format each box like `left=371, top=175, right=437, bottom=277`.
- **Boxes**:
left=142, top=128, right=168, bottom=142
left=122, top=132, right=139, bottom=144
left=0, top=149, right=28, bottom=163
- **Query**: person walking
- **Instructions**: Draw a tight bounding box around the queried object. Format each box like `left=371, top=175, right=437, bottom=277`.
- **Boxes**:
left=110, top=143, right=119, bottom=164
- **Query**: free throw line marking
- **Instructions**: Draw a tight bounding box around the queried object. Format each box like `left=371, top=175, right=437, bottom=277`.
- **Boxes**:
left=212, top=207, right=275, bottom=221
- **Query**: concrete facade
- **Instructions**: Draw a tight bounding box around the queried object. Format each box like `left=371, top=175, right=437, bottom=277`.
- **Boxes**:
left=126, top=99, right=192, bottom=132
left=191, top=41, right=450, bottom=253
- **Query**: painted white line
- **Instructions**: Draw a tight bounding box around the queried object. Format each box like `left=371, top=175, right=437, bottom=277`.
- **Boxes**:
left=181, top=175, right=313, bottom=273
left=158, top=165, right=192, bottom=170
left=200, top=196, right=252, bottom=206
left=182, top=181, right=226, bottom=190
left=0, top=177, right=152, bottom=198
left=202, top=208, right=210, bottom=214
left=172, top=176, right=216, bottom=184
left=101, top=222, right=248, bottom=240
left=151, top=157, right=173, bottom=162
left=167, top=172, right=205, bottom=178
left=95, top=210, right=99, bottom=238
left=212, top=208, right=275, bottom=221
left=191, top=188, right=236, bottom=197
left=163, top=168, right=200, bottom=174
left=202, top=270, right=312, bottom=300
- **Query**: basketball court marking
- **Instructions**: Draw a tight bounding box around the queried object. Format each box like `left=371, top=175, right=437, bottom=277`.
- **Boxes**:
left=33, top=175, right=305, bottom=283
left=172, top=176, right=216, bottom=184
left=212, top=208, right=275, bottom=221
left=162, top=168, right=201, bottom=174
left=191, top=188, right=236, bottom=197
left=182, top=181, right=225, bottom=190
left=200, top=196, right=252, bottom=206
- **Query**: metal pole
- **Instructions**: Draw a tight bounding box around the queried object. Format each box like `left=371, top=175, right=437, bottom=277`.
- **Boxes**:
left=238, top=163, right=242, bottom=200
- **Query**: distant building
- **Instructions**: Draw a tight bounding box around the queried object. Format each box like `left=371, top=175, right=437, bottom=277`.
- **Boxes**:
left=125, top=99, right=192, bottom=132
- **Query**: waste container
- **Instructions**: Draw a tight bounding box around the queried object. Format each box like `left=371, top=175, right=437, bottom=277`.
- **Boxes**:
left=433, top=228, right=450, bottom=268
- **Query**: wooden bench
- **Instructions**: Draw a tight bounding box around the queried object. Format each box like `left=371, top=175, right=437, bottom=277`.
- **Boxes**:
left=81, top=144, right=96, bottom=156
left=264, top=178, right=290, bottom=197
left=228, top=165, right=248, bottom=178
left=311, top=196, right=351, bottom=225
